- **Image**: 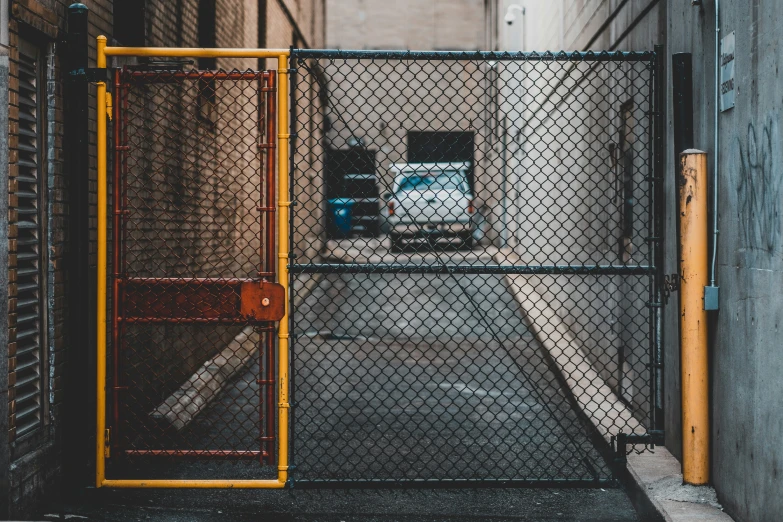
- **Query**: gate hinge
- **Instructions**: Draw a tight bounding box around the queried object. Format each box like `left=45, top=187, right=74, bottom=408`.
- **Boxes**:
left=104, top=428, right=111, bottom=458
left=105, top=92, right=113, bottom=121
left=87, top=67, right=113, bottom=83
left=67, top=67, right=113, bottom=83
left=612, top=430, right=664, bottom=467
left=663, top=273, right=679, bottom=304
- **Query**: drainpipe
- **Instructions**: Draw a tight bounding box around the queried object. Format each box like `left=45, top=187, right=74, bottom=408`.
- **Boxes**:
left=705, top=0, right=720, bottom=309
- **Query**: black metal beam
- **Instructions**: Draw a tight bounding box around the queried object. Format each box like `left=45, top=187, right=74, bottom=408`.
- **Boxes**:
left=292, top=49, right=655, bottom=62
left=670, top=53, right=692, bottom=435
left=292, top=478, right=615, bottom=490
left=653, top=44, right=666, bottom=433
left=290, top=263, right=654, bottom=275
left=672, top=54, right=694, bottom=163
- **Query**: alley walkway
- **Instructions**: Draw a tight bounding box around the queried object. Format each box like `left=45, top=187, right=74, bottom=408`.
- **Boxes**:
left=289, top=241, right=611, bottom=482
left=42, top=242, right=643, bottom=519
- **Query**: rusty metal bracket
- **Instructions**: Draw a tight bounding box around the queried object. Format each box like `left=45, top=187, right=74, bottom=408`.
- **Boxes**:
left=120, top=278, right=285, bottom=323
left=663, top=273, right=679, bottom=304
left=240, top=281, right=285, bottom=321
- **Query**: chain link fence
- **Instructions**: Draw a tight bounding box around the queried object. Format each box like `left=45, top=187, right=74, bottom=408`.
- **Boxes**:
left=102, top=49, right=663, bottom=486
left=289, top=50, right=663, bottom=485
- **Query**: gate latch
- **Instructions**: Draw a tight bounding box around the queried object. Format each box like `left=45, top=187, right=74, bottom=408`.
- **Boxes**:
left=240, top=281, right=285, bottom=321
left=104, top=428, right=111, bottom=458
left=613, top=430, right=664, bottom=467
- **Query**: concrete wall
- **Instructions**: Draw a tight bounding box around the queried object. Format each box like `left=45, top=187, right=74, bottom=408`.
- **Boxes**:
left=499, top=0, right=666, bottom=425
left=512, top=1, right=783, bottom=520
left=327, top=0, right=486, bottom=51
left=666, top=2, right=783, bottom=521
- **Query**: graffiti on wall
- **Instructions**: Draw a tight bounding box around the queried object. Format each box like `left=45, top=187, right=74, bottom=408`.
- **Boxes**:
left=736, top=116, right=782, bottom=256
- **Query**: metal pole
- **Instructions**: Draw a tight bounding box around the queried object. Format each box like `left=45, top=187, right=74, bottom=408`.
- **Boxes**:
left=678, top=150, right=709, bottom=485
left=111, top=69, right=124, bottom=458
left=102, top=46, right=289, bottom=58
left=275, top=53, right=291, bottom=487
left=703, top=0, right=721, bottom=312
left=710, top=0, right=720, bottom=289
left=95, top=34, right=108, bottom=488
left=652, top=45, right=665, bottom=432
left=64, top=2, right=93, bottom=492
left=263, top=70, right=277, bottom=465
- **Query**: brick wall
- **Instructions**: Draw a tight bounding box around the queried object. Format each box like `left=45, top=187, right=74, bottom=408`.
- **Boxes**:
left=113, top=0, right=267, bottom=438
left=265, top=0, right=326, bottom=261
left=2, top=0, right=324, bottom=516
left=5, top=0, right=112, bottom=516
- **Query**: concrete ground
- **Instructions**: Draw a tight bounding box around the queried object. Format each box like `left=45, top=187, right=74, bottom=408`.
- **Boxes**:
left=49, top=239, right=647, bottom=520
left=43, top=487, right=639, bottom=521
left=291, top=271, right=608, bottom=482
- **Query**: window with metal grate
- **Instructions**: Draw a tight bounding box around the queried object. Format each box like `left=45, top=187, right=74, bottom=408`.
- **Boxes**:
left=14, top=39, right=46, bottom=438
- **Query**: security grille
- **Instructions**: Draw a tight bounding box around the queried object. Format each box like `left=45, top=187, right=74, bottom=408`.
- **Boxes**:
left=289, top=50, right=664, bottom=486
left=14, top=39, right=46, bottom=438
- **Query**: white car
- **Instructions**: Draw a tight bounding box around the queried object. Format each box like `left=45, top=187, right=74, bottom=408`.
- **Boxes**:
left=380, top=162, right=476, bottom=252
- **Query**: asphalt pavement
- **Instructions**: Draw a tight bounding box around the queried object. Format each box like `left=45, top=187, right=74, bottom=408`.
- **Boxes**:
left=43, top=487, right=639, bottom=521
left=291, top=271, right=608, bottom=482
left=41, top=242, right=641, bottom=521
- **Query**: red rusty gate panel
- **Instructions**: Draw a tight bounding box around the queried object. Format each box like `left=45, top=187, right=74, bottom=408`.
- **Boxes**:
left=108, top=67, right=281, bottom=475
left=121, top=279, right=284, bottom=323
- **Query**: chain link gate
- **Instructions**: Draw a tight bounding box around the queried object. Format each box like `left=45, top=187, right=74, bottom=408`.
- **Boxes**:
left=102, top=58, right=289, bottom=484
left=289, top=49, right=664, bottom=486
left=94, top=43, right=663, bottom=488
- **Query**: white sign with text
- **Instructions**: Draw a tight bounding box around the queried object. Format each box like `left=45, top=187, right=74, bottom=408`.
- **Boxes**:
left=720, top=31, right=735, bottom=111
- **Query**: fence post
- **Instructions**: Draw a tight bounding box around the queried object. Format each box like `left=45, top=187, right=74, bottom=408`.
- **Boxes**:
left=63, top=2, right=94, bottom=493
left=678, top=149, right=709, bottom=485
left=275, top=53, right=291, bottom=487
left=95, top=33, right=108, bottom=488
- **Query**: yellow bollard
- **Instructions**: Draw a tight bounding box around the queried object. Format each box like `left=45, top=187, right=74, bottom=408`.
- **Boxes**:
left=678, top=150, right=709, bottom=485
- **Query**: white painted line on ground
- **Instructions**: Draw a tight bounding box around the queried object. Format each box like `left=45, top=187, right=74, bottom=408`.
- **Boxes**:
left=493, top=250, right=642, bottom=443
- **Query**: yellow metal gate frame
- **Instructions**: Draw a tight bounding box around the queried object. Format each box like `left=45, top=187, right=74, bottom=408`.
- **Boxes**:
left=94, top=38, right=292, bottom=488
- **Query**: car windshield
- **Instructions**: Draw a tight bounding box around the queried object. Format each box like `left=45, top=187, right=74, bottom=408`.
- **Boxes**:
left=396, top=171, right=464, bottom=192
